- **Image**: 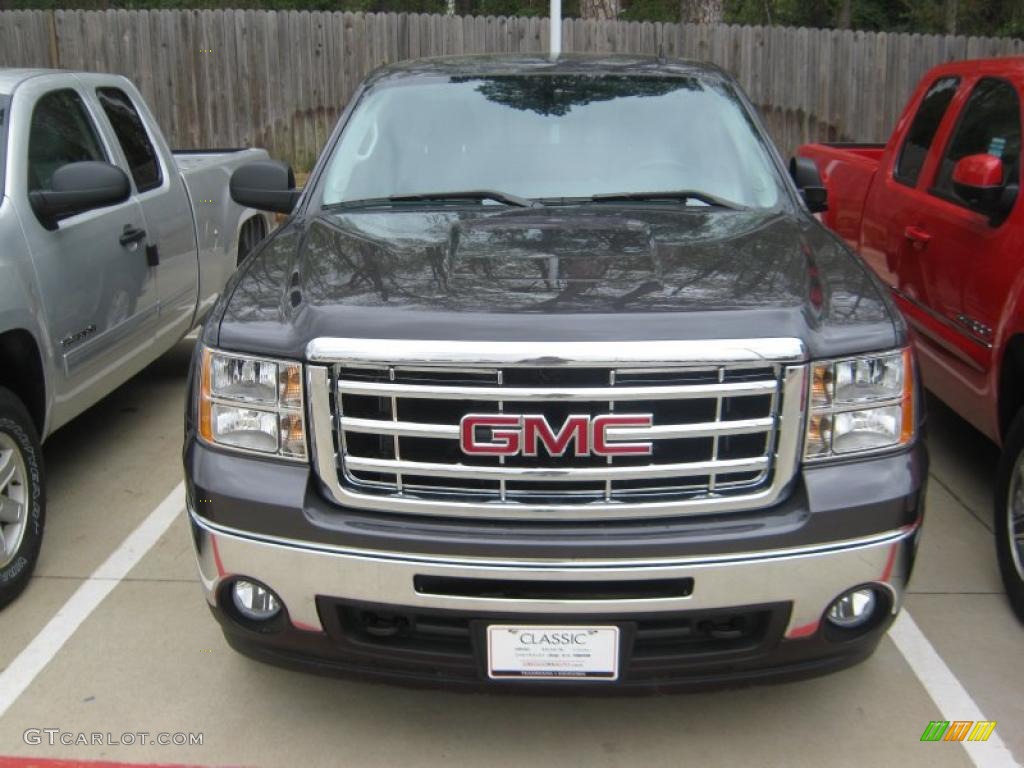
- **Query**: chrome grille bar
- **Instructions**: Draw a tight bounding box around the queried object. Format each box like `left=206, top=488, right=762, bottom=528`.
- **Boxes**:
left=339, top=416, right=775, bottom=441
left=308, top=337, right=807, bottom=366
left=334, top=379, right=777, bottom=402
left=344, top=456, right=769, bottom=481
left=709, top=367, right=725, bottom=492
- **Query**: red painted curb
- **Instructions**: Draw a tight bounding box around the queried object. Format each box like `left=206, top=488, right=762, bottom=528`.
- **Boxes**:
left=0, top=758, right=239, bottom=768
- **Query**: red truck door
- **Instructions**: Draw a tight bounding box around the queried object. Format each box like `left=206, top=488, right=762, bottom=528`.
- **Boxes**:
left=911, top=76, right=1023, bottom=435
left=859, top=75, right=962, bottom=316
left=917, top=76, right=1022, bottom=368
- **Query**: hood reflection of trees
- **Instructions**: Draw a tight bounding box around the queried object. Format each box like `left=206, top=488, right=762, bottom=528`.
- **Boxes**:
left=297, top=211, right=827, bottom=314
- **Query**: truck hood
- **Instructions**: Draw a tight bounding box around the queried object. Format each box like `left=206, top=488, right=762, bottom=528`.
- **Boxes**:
left=213, top=206, right=900, bottom=360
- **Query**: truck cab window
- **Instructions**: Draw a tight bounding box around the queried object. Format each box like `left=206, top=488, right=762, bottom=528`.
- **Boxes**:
left=27, top=89, right=106, bottom=192
left=97, top=87, right=162, bottom=193
left=894, top=76, right=959, bottom=187
left=932, top=77, right=1021, bottom=204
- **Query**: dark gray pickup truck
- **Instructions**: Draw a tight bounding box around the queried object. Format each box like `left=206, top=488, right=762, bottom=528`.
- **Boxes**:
left=183, top=55, right=928, bottom=690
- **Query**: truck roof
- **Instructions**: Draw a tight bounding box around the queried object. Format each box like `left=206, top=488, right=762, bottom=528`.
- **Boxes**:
left=0, top=68, right=61, bottom=92
left=363, top=53, right=732, bottom=88
left=0, top=67, right=131, bottom=94
left=925, top=56, right=1024, bottom=81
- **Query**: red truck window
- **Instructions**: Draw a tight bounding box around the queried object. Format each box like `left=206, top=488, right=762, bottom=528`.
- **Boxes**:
left=931, top=77, right=1021, bottom=208
left=895, top=77, right=960, bottom=187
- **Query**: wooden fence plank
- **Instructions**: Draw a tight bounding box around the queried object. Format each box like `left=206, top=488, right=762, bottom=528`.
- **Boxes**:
left=3, top=9, right=1020, bottom=167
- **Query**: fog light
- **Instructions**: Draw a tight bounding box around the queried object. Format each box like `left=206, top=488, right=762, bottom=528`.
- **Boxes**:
left=231, top=579, right=281, bottom=621
left=826, top=588, right=877, bottom=629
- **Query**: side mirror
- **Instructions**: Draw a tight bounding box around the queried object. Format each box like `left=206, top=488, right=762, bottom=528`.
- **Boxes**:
left=230, top=160, right=301, bottom=214
left=29, top=161, right=131, bottom=230
left=952, top=153, right=1018, bottom=220
left=789, top=156, right=828, bottom=214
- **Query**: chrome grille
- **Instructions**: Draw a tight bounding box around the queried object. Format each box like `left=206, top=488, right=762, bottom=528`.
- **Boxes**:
left=307, top=338, right=808, bottom=521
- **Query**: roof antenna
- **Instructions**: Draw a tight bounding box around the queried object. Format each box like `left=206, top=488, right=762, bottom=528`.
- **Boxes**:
left=550, top=0, right=562, bottom=59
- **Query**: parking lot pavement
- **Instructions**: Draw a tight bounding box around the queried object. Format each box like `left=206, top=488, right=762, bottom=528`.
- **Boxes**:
left=0, top=340, right=1020, bottom=768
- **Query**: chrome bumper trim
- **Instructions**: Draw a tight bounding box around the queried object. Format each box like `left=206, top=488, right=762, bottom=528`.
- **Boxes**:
left=191, top=510, right=915, bottom=636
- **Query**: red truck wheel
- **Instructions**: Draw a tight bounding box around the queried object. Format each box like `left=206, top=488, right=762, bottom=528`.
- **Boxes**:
left=996, top=411, right=1024, bottom=624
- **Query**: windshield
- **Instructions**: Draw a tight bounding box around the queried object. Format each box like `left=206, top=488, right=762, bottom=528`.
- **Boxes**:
left=319, top=74, right=784, bottom=210
left=0, top=94, right=9, bottom=193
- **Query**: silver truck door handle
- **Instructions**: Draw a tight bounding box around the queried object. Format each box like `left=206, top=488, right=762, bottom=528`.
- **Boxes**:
left=119, top=225, right=147, bottom=249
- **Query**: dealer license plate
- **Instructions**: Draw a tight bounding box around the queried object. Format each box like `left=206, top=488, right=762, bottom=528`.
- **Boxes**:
left=486, top=625, right=620, bottom=681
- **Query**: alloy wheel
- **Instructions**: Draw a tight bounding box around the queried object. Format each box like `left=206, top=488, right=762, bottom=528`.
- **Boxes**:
left=1009, top=451, right=1024, bottom=582
left=0, top=433, right=28, bottom=569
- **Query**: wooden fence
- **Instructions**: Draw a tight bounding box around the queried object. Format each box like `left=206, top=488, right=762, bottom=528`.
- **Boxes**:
left=1, top=9, right=1023, bottom=168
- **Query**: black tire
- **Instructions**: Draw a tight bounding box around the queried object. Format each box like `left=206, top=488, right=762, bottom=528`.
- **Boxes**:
left=237, top=217, right=267, bottom=267
left=995, top=410, right=1024, bottom=623
left=0, top=386, right=45, bottom=610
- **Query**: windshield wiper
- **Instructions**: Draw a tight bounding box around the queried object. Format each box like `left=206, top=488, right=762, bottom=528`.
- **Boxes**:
left=588, top=190, right=745, bottom=210
left=323, top=190, right=537, bottom=211
left=388, top=190, right=537, bottom=208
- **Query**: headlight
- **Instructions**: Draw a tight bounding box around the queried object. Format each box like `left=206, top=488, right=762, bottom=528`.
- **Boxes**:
left=805, top=348, right=915, bottom=460
left=197, top=347, right=306, bottom=460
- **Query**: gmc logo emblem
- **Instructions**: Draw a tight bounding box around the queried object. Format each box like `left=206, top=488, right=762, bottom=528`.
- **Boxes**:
left=460, top=414, right=654, bottom=457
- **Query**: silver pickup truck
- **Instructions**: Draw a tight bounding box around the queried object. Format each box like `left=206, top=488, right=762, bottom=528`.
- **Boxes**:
left=0, top=69, right=272, bottom=607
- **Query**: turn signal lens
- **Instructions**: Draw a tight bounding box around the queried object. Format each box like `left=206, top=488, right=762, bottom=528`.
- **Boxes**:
left=805, top=413, right=832, bottom=457
left=280, top=412, right=306, bottom=457
left=280, top=364, right=303, bottom=408
left=811, top=365, right=833, bottom=407
left=805, top=348, right=915, bottom=461
left=197, top=347, right=306, bottom=460
left=199, top=347, right=214, bottom=444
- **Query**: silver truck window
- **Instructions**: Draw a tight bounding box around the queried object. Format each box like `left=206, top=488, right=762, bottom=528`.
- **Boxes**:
left=96, top=87, right=162, bottom=193
left=894, top=76, right=960, bottom=188
left=27, top=89, right=106, bottom=192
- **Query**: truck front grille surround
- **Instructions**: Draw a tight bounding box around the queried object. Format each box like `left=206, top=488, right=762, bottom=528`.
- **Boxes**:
left=306, top=339, right=808, bottom=521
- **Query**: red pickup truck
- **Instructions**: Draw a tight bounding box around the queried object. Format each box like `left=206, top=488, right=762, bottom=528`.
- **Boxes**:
left=798, top=57, right=1024, bottom=623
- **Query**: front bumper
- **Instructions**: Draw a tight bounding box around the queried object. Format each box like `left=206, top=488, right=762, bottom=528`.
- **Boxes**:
left=186, top=428, right=925, bottom=690
left=190, top=508, right=919, bottom=690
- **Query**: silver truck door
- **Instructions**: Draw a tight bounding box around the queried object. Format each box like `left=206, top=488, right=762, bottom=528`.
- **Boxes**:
left=14, top=83, right=157, bottom=421
left=92, top=83, right=199, bottom=341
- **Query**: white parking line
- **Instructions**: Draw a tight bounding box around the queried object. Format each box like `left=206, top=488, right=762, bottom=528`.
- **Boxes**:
left=0, top=477, right=1019, bottom=768
left=0, top=482, right=185, bottom=720
left=890, top=610, right=1020, bottom=767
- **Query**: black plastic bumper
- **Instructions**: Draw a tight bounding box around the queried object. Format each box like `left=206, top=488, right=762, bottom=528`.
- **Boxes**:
left=213, top=597, right=895, bottom=693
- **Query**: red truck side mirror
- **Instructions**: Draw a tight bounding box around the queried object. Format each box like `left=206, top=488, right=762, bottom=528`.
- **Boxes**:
left=952, top=153, right=1018, bottom=221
